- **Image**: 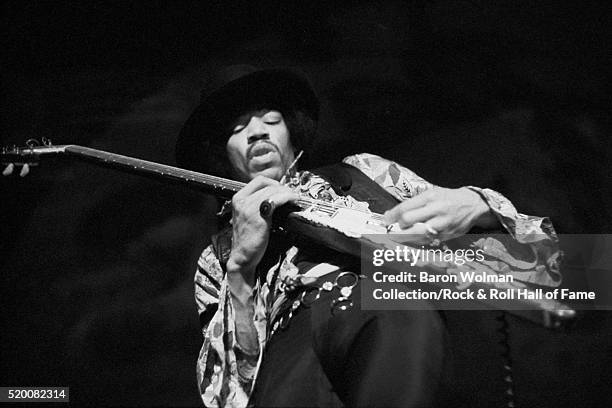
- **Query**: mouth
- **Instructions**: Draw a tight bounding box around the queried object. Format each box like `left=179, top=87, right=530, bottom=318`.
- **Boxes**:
left=247, top=142, right=278, bottom=160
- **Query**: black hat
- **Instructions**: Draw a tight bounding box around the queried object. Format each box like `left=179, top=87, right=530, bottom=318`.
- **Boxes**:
left=175, top=65, right=319, bottom=176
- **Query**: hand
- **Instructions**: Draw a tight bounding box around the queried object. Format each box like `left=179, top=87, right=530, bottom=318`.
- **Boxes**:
left=226, top=176, right=298, bottom=284
left=383, top=187, right=498, bottom=244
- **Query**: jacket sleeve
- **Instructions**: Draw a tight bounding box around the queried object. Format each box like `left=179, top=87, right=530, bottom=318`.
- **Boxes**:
left=342, top=153, right=562, bottom=286
left=194, top=245, right=259, bottom=408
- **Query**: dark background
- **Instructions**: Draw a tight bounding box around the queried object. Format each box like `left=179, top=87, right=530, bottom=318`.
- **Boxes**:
left=1, top=1, right=611, bottom=406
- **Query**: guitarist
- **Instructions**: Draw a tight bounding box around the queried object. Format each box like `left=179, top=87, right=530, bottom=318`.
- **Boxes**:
left=176, top=65, right=561, bottom=407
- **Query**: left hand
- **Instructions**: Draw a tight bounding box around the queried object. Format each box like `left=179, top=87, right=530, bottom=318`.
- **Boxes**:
left=383, top=187, right=498, bottom=244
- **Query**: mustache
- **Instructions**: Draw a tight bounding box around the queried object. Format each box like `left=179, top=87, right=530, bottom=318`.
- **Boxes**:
left=247, top=141, right=280, bottom=160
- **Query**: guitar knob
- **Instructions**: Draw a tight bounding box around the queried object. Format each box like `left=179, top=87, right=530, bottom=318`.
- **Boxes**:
left=19, top=163, right=30, bottom=177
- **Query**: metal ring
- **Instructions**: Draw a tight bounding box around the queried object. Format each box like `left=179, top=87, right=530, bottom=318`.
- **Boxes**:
left=300, top=287, right=322, bottom=307
left=279, top=310, right=293, bottom=330
left=335, top=271, right=360, bottom=290
left=331, top=296, right=354, bottom=314
left=259, top=199, right=276, bottom=218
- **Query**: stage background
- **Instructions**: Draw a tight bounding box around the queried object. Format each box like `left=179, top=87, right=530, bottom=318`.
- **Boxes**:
left=2, top=1, right=611, bottom=406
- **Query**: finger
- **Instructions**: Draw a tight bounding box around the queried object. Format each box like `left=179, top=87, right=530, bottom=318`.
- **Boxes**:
left=390, top=217, right=450, bottom=247
left=235, top=185, right=291, bottom=215
left=247, top=184, right=282, bottom=201
left=2, top=163, right=14, bottom=176
left=233, top=176, right=279, bottom=205
left=254, top=186, right=299, bottom=218
left=389, top=221, right=435, bottom=245
left=259, top=193, right=297, bottom=219
left=391, top=205, right=436, bottom=229
left=250, top=185, right=298, bottom=208
left=266, top=188, right=300, bottom=207
left=238, top=176, right=279, bottom=197
left=383, top=194, right=429, bottom=224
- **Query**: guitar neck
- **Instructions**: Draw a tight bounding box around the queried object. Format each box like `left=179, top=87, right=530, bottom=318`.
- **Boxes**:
left=58, top=145, right=245, bottom=198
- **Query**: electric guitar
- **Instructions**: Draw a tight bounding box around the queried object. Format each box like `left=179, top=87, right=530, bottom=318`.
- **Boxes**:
left=2, top=139, right=576, bottom=328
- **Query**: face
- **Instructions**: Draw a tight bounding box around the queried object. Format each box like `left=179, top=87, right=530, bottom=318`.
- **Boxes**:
left=226, top=109, right=295, bottom=182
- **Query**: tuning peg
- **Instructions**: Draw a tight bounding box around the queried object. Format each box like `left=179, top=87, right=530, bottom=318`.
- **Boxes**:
left=19, top=163, right=30, bottom=177
left=2, top=163, right=14, bottom=176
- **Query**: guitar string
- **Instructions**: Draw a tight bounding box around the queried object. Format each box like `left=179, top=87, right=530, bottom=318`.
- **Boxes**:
left=15, top=145, right=388, bottom=223
left=117, top=159, right=387, bottom=222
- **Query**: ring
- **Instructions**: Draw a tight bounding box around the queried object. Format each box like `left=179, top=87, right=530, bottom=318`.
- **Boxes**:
left=335, top=271, right=360, bottom=290
left=259, top=199, right=276, bottom=218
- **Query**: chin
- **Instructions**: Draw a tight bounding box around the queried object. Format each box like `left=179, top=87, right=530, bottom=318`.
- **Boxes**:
left=251, top=166, right=283, bottom=181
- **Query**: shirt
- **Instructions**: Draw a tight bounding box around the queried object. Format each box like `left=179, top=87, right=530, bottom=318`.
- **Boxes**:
left=194, top=153, right=561, bottom=407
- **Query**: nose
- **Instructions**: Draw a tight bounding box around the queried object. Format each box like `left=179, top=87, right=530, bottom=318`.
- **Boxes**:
left=245, top=116, right=269, bottom=144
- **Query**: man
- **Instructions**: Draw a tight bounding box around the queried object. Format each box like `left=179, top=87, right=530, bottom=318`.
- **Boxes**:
left=176, top=65, right=560, bottom=407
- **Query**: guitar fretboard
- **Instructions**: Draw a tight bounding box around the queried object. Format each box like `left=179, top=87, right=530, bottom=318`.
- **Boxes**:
left=62, top=145, right=245, bottom=197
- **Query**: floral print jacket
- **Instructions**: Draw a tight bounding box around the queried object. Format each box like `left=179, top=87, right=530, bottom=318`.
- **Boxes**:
left=194, top=153, right=561, bottom=407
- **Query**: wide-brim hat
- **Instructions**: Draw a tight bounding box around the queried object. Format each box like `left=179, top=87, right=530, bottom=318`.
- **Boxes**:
left=175, top=65, right=319, bottom=174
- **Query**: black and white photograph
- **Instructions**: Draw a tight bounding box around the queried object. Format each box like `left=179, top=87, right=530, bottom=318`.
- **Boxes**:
left=2, top=1, right=611, bottom=407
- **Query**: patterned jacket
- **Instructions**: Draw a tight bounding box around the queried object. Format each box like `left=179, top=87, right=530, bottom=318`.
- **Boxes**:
left=194, top=153, right=561, bottom=407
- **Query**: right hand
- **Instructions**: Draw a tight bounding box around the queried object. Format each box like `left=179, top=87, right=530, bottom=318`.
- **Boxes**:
left=226, top=176, right=298, bottom=283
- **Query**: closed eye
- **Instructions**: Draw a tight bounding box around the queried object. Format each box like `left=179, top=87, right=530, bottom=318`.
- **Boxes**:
left=263, top=111, right=283, bottom=124
left=232, top=125, right=246, bottom=134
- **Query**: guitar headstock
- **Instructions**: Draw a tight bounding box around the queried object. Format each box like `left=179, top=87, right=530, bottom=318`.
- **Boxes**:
left=1, top=138, right=54, bottom=177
